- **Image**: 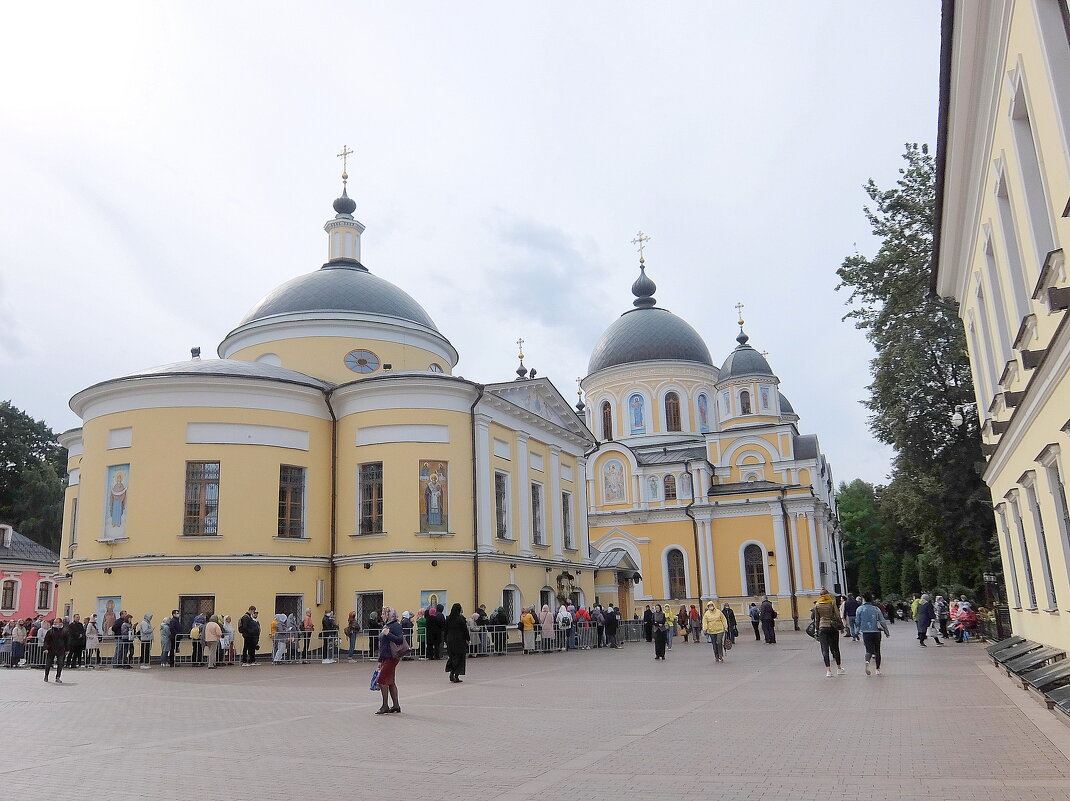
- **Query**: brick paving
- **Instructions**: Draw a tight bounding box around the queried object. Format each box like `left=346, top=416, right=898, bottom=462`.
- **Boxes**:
left=2, top=629, right=1069, bottom=800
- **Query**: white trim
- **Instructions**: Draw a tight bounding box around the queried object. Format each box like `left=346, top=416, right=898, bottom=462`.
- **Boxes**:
left=332, top=376, right=476, bottom=417
left=661, top=545, right=691, bottom=600
left=356, top=424, right=449, bottom=446
left=106, top=427, right=132, bottom=449
left=0, top=576, right=21, bottom=613
left=494, top=469, right=513, bottom=541
left=738, top=540, right=770, bottom=598
left=719, top=436, right=781, bottom=467
left=187, top=422, right=311, bottom=450
left=34, top=578, right=55, bottom=613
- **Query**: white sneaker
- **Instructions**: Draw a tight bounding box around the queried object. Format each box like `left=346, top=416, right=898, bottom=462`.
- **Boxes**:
left=836, top=667, right=846, bottom=675
left=865, top=661, right=871, bottom=675
left=825, top=669, right=833, bottom=678
left=875, top=669, right=882, bottom=675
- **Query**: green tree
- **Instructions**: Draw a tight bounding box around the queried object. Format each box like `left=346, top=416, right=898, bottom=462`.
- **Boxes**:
left=899, top=552, right=919, bottom=596
left=836, top=144, right=997, bottom=596
left=0, top=400, right=66, bottom=551
left=878, top=551, right=899, bottom=599
left=836, top=479, right=886, bottom=592
left=857, top=558, right=879, bottom=597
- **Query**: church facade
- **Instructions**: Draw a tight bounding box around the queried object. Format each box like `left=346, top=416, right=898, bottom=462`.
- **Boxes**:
left=56, top=181, right=842, bottom=634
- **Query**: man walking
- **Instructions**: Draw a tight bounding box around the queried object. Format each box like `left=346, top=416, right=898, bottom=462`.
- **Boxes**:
left=748, top=602, right=761, bottom=640
left=65, top=614, right=85, bottom=669
left=856, top=595, right=890, bottom=675
left=842, top=595, right=861, bottom=642
left=42, top=618, right=68, bottom=683
left=759, top=597, right=777, bottom=644
left=239, top=606, right=260, bottom=665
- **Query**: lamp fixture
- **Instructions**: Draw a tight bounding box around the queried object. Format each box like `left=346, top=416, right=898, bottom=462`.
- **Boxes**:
left=951, top=402, right=977, bottom=428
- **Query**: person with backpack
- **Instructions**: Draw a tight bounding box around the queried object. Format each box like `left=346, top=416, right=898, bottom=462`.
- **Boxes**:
left=813, top=590, right=845, bottom=678
left=138, top=613, right=154, bottom=669
left=556, top=604, right=572, bottom=651
left=238, top=606, right=260, bottom=666
left=689, top=604, right=701, bottom=643
left=747, top=602, right=761, bottom=641
left=189, top=613, right=206, bottom=665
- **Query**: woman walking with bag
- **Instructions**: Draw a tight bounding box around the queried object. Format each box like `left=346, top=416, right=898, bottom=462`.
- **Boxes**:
left=375, top=607, right=405, bottom=714
left=702, top=602, right=728, bottom=662
left=813, top=590, right=845, bottom=678
left=444, top=603, right=470, bottom=683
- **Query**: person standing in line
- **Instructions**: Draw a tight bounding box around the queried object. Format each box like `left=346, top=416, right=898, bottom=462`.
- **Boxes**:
left=83, top=615, right=100, bottom=668
left=605, top=604, right=620, bottom=648
left=221, top=615, right=236, bottom=665
left=65, top=614, right=85, bottom=669
left=320, top=611, right=339, bottom=663
left=375, top=607, right=405, bottom=714
left=344, top=611, right=360, bottom=661
left=159, top=614, right=172, bottom=668
left=652, top=604, right=668, bottom=660
left=301, top=609, right=314, bottom=663
left=190, top=613, right=206, bottom=665
left=721, top=602, right=738, bottom=647
left=759, top=597, right=778, bottom=644
left=689, top=604, right=701, bottom=642
left=7, top=619, right=24, bottom=668
left=520, top=606, right=537, bottom=653
left=444, top=603, right=470, bottom=683
left=203, top=615, right=222, bottom=668
left=702, top=601, right=728, bottom=662
left=934, top=596, right=951, bottom=639
left=642, top=605, right=654, bottom=643
left=426, top=606, right=446, bottom=660
left=138, top=614, right=154, bottom=669
left=538, top=604, right=555, bottom=653
left=856, top=595, right=890, bottom=675
left=119, top=614, right=135, bottom=668
left=165, top=610, right=180, bottom=667
left=813, top=590, right=845, bottom=678
left=591, top=605, right=605, bottom=648
left=748, top=603, right=761, bottom=640
left=42, top=618, right=67, bottom=683
left=239, top=606, right=260, bottom=666
left=271, top=614, right=288, bottom=664
left=915, top=594, right=943, bottom=647
left=415, top=608, right=427, bottom=659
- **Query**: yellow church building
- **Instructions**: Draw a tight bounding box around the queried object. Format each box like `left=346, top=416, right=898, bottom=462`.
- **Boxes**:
left=934, top=0, right=1070, bottom=652
left=55, top=175, right=843, bottom=639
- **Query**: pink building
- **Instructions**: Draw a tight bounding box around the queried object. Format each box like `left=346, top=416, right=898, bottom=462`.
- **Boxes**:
left=0, top=524, right=60, bottom=623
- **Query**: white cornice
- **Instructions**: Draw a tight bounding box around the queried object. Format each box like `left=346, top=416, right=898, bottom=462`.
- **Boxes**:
left=68, top=554, right=329, bottom=572
left=478, top=394, right=592, bottom=452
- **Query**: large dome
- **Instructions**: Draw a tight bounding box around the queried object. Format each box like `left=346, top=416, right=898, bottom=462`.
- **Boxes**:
left=588, top=307, right=714, bottom=374
left=239, top=262, right=441, bottom=332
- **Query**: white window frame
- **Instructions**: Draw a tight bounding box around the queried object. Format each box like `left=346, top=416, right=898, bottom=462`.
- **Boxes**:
left=1, top=577, right=20, bottom=612
left=738, top=541, right=770, bottom=598
left=531, top=482, right=545, bottom=546
left=494, top=470, right=512, bottom=541
left=35, top=579, right=54, bottom=614
left=562, top=491, right=574, bottom=550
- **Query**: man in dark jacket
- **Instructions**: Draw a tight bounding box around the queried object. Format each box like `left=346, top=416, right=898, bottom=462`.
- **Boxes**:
left=426, top=606, right=446, bottom=660
left=604, top=605, right=620, bottom=648
left=759, top=597, right=777, bottom=644
left=65, top=614, right=86, bottom=669
left=842, top=596, right=862, bottom=641
left=642, top=605, right=653, bottom=642
left=43, top=619, right=68, bottom=683
left=166, top=610, right=180, bottom=666
left=238, top=606, right=260, bottom=665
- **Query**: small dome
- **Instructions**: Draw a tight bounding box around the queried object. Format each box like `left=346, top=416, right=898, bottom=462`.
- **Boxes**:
left=332, top=188, right=356, bottom=216
left=719, top=329, right=775, bottom=379
left=588, top=307, right=714, bottom=374
left=238, top=263, right=441, bottom=332
left=778, top=391, right=795, bottom=414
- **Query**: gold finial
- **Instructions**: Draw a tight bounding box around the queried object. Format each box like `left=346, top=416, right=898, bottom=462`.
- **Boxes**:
left=516, top=337, right=525, bottom=360
left=734, top=301, right=745, bottom=326
left=576, top=377, right=583, bottom=397
left=631, top=230, right=651, bottom=264
left=337, top=145, right=354, bottom=185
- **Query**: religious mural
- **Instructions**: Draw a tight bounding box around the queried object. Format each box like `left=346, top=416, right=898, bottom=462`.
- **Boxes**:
left=421, top=590, right=447, bottom=610
left=419, top=460, right=448, bottom=532
left=648, top=476, right=659, bottom=500
left=721, top=391, right=730, bottom=417
left=603, top=459, right=626, bottom=503
left=629, top=393, right=645, bottom=434
left=97, top=596, right=120, bottom=635
left=697, top=394, right=710, bottom=433
left=102, top=464, right=129, bottom=540
left=760, top=385, right=771, bottom=410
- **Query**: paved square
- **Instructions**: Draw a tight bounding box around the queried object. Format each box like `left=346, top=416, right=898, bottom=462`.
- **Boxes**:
left=2, top=630, right=1069, bottom=801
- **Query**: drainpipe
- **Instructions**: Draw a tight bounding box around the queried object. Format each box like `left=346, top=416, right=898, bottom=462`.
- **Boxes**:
left=683, top=460, right=703, bottom=599
left=325, top=388, right=339, bottom=615
left=469, top=385, right=486, bottom=610
left=778, top=489, right=799, bottom=631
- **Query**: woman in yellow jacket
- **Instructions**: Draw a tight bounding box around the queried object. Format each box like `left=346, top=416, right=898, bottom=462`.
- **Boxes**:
left=701, top=601, right=729, bottom=662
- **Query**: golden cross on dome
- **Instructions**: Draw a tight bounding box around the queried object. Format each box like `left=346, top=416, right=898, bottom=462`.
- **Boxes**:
left=337, top=145, right=354, bottom=184
left=734, top=302, right=745, bottom=326
left=516, top=337, right=525, bottom=359
left=631, top=230, right=651, bottom=263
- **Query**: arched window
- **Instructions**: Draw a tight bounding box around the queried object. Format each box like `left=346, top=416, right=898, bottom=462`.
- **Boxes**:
left=739, top=390, right=752, bottom=415
left=744, top=544, right=766, bottom=596
left=663, top=474, right=677, bottom=500
left=667, top=549, right=687, bottom=599
left=664, top=392, right=681, bottom=432
left=601, top=401, right=613, bottom=440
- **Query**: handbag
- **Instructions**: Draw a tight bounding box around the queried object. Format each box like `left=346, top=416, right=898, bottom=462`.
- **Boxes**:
left=369, top=667, right=380, bottom=691
left=805, top=620, right=817, bottom=639
left=724, top=637, right=734, bottom=650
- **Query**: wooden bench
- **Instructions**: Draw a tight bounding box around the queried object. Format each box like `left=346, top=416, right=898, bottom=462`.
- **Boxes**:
left=1004, top=647, right=1065, bottom=676
left=1047, top=685, right=1070, bottom=713
left=1019, top=660, right=1070, bottom=693
left=986, top=636, right=1024, bottom=655
left=992, top=640, right=1042, bottom=666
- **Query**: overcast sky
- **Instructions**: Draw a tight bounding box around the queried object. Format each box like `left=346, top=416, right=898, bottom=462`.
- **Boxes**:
left=0, top=1, right=941, bottom=485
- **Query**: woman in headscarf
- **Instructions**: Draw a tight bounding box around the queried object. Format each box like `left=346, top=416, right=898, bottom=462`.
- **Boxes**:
left=676, top=605, right=690, bottom=644
left=813, top=589, right=845, bottom=677
left=652, top=604, right=668, bottom=660
left=702, top=601, right=728, bottom=662
left=444, top=603, right=470, bottom=683
left=272, top=614, right=288, bottom=664
left=539, top=604, right=555, bottom=653
left=415, top=608, right=427, bottom=658
left=520, top=606, right=537, bottom=654
left=221, top=615, right=235, bottom=665
left=721, top=602, right=738, bottom=646
left=375, top=607, right=405, bottom=714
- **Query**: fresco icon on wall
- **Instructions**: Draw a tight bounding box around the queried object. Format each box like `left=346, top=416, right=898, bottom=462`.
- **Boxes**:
left=697, top=394, right=710, bottom=433
left=97, top=596, right=121, bottom=636
left=760, top=386, right=771, bottom=410
left=648, top=476, right=659, bottom=500
left=629, top=394, right=646, bottom=434
left=102, top=464, right=129, bottom=540
left=603, top=460, right=626, bottom=503
left=420, top=460, right=449, bottom=532
left=421, top=590, right=447, bottom=610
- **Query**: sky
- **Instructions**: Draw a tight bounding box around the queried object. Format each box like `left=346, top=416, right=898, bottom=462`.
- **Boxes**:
left=0, top=1, right=942, bottom=485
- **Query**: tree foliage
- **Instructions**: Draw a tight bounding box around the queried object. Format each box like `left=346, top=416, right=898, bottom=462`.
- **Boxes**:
left=0, top=401, right=66, bottom=552
left=835, top=144, right=997, bottom=597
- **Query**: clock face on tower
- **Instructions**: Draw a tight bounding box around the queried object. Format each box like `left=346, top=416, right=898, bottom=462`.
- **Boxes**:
left=344, top=349, right=380, bottom=374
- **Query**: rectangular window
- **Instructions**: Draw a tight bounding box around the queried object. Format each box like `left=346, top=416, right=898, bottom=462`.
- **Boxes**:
left=1, top=581, right=15, bottom=610
left=494, top=471, right=511, bottom=539
left=277, top=465, right=306, bottom=539
left=1043, top=459, right=1070, bottom=601
left=562, top=491, right=574, bottom=549
left=178, top=595, right=215, bottom=634
left=1023, top=481, right=1058, bottom=610
left=37, top=582, right=51, bottom=610
left=184, top=462, right=220, bottom=536
left=357, top=462, right=384, bottom=534
left=996, top=506, right=1022, bottom=609
left=1009, top=495, right=1038, bottom=609
left=70, top=496, right=79, bottom=548
left=531, top=482, right=545, bottom=546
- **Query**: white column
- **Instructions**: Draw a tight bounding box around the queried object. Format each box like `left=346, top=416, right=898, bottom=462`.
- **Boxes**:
left=633, top=474, right=643, bottom=509
left=789, top=513, right=804, bottom=593
left=771, top=509, right=792, bottom=598
left=809, top=512, right=824, bottom=592
left=474, top=414, right=493, bottom=552
left=702, top=519, right=717, bottom=599
left=516, top=433, right=532, bottom=556
left=576, top=457, right=590, bottom=560
left=550, top=446, right=563, bottom=559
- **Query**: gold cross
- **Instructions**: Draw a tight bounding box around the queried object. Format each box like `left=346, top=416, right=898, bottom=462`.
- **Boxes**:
left=337, top=145, right=354, bottom=183
left=735, top=302, right=745, bottom=326
left=516, top=337, right=525, bottom=359
left=631, top=231, right=651, bottom=263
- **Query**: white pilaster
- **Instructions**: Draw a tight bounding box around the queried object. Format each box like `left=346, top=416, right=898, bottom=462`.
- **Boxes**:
left=790, top=513, right=804, bottom=593
left=702, top=519, right=718, bottom=599
left=474, top=414, right=493, bottom=552
left=516, top=433, right=532, bottom=556
left=550, top=446, right=563, bottom=559
left=771, top=511, right=792, bottom=597
left=576, top=457, right=590, bottom=560
left=809, top=512, right=824, bottom=592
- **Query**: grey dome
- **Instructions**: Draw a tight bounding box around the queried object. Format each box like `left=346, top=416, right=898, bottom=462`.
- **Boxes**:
left=778, top=391, right=795, bottom=414
left=719, top=330, right=775, bottom=379
left=588, top=307, right=714, bottom=374
left=116, top=359, right=331, bottom=390
left=239, top=263, right=440, bottom=331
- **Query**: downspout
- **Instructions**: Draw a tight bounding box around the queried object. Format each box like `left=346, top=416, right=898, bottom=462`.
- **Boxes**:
left=778, top=489, right=799, bottom=631
left=469, top=385, right=486, bottom=611
left=683, top=460, right=703, bottom=599
left=325, top=388, right=339, bottom=615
